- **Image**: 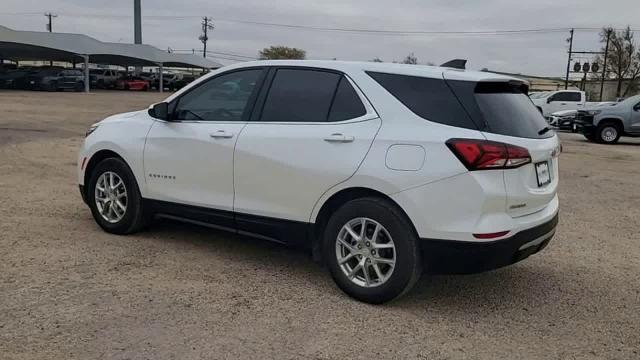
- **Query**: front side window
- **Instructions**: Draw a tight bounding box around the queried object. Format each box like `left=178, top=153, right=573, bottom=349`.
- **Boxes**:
left=173, top=69, right=263, bottom=121
left=261, top=69, right=340, bottom=122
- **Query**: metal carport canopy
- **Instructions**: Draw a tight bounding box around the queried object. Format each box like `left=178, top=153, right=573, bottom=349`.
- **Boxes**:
left=0, top=25, right=222, bottom=92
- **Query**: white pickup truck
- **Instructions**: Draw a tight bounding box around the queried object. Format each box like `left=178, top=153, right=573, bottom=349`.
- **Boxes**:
left=530, top=90, right=587, bottom=117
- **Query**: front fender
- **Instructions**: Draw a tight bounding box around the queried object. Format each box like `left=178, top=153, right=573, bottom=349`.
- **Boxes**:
left=78, top=115, right=153, bottom=197
left=593, top=115, right=626, bottom=127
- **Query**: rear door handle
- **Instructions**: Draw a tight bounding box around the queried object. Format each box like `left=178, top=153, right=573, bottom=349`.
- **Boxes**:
left=210, top=130, right=234, bottom=139
left=323, top=133, right=355, bottom=143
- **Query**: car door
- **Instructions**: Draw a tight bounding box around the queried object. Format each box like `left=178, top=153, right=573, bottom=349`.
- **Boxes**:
left=143, top=68, right=266, bottom=228
left=631, top=101, right=640, bottom=133
left=550, top=91, right=582, bottom=113
left=233, top=67, right=381, bottom=244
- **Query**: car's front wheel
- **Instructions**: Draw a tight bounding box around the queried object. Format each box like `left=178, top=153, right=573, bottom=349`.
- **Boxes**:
left=596, top=122, right=621, bottom=144
left=323, top=197, right=422, bottom=304
left=87, top=158, right=148, bottom=234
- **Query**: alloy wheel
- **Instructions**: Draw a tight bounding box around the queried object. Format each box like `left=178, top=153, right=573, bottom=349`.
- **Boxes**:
left=601, top=126, right=618, bottom=142
left=335, top=217, right=396, bottom=288
left=94, top=171, right=128, bottom=223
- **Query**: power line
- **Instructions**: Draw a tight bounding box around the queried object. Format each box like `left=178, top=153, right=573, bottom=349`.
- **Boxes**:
left=1, top=11, right=637, bottom=36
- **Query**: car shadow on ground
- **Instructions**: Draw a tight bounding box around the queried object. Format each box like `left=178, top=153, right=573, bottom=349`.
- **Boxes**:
left=140, top=218, right=592, bottom=313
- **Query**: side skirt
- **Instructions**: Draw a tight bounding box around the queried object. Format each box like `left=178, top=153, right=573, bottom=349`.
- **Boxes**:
left=143, top=199, right=312, bottom=249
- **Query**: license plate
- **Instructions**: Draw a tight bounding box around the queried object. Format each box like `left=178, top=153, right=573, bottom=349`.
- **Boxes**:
left=535, top=161, right=551, bottom=187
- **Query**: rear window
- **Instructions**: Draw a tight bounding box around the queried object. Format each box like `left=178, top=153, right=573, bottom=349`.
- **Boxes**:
left=328, top=77, right=366, bottom=121
left=447, top=81, right=553, bottom=139
left=367, top=72, right=478, bottom=130
left=261, top=69, right=340, bottom=122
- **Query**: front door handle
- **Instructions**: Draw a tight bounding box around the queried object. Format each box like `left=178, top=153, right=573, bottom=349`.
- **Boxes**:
left=210, top=130, right=234, bottom=139
left=323, top=133, right=355, bottom=143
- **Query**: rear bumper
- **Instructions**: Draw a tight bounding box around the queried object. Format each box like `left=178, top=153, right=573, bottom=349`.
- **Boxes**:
left=421, top=212, right=558, bottom=274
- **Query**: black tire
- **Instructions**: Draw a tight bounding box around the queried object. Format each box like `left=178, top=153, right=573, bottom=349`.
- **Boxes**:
left=87, top=158, right=148, bottom=234
left=75, top=82, right=84, bottom=92
left=142, top=85, right=148, bottom=91
left=323, top=197, right=422, bottom=304
left=47, top=80, right=58, bottom=92
left=596, top=122, right=621, bottom=144
left=584, top=133, right=597, bottom=142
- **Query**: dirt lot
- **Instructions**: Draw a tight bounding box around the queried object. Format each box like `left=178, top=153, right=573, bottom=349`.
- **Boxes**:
left=1, top=90, right=639, bottom=359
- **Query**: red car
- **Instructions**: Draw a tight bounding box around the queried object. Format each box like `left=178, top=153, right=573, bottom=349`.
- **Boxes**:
left=116, top=76, right=150, bottom=91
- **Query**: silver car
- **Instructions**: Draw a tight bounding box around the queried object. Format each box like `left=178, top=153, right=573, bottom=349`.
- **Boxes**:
left=576, top=95, right=640, bottom=144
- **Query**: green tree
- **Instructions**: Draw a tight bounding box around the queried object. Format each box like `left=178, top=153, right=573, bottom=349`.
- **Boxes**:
left=258, top=46, right=306, bottom=60
left=596, top=26, right=640, bottom=97
left=370, top=57, right=384, bottom=63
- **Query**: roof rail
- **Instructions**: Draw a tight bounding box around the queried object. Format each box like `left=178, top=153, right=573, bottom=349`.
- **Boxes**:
left=440, top=59, right=467, bottom=70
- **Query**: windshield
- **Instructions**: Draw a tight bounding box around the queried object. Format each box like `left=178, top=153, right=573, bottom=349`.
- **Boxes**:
left=615, top=95, right=640, bottom=107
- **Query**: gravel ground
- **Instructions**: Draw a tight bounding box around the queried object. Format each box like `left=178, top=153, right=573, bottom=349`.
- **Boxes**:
left=1, top=90, right=639, bottom=359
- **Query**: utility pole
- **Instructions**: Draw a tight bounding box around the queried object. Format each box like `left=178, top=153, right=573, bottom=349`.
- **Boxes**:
left=133, top=0, right=142, bottom=44
left=44, top=12, right=57, bottom=32
left=199, top=17, right=214, bottom=58
left=133, top=0, right=142, bottom=75
left=599, top=29, right=612, bottom=101
left=564, top=28, right=574, bottom=90
left=44, top=13, right=57, bottom=66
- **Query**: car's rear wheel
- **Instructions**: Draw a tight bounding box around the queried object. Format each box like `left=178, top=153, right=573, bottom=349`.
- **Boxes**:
left=596, top=122, right=621, bottom=144
left=323, top=197, right=422, bottom=304
left=87, top=158, right=148, bottom=234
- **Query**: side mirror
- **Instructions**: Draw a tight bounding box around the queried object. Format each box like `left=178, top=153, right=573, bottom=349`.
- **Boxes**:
left=547, top=97, right=553, bottom=104
left=148, top=102, right=169, bottom=120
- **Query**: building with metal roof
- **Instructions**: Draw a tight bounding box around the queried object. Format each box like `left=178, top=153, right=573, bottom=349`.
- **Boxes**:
left=0, top=25, right=222, bottom=92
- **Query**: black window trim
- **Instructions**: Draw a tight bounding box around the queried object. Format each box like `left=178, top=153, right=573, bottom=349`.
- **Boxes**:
left=166, top=66, right=269, bottom=123
left=250, top=65, right=376, bottom=125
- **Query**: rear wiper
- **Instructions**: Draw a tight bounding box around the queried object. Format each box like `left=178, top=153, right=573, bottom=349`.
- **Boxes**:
left=538, top=126, right=552, bottom=135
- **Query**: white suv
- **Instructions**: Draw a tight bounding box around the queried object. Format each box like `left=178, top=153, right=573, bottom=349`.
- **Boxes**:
left=78, top=60, right=560, bottom=303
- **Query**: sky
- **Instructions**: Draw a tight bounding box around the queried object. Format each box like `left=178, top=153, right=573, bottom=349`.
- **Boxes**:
left=1, top=0, right=638, bottom=78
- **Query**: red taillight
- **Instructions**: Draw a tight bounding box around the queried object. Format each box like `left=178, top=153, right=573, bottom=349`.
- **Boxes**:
left=446, top=138, right=531, bottom=170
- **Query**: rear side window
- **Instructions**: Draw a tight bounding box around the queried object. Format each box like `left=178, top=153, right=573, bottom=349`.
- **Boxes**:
left=367, top=72, right=478, bottom=130
left=447, top=81, right=553, bottom=139
left=328, top=77, right=366, bottom=121
left=261, top=69, right=340, bottom=122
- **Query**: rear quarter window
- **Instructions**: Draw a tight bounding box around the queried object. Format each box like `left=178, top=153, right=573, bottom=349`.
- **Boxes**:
left=367, top=71, right=478, bottom=130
